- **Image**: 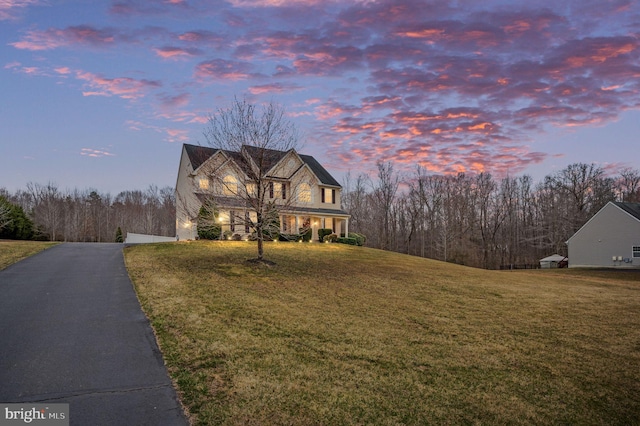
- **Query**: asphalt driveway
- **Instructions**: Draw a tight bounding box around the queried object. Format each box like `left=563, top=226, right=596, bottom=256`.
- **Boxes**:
left=0, top=243, right=188, bottom=425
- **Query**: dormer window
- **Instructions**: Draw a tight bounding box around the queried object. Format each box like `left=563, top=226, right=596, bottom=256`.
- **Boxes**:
left=198, top=178, right=209, bottom=190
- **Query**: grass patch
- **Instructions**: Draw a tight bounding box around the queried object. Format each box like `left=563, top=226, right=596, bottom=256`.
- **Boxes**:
left=124, top=241, right=640, bottom=425
left=0, top=240, right=58, bottom=270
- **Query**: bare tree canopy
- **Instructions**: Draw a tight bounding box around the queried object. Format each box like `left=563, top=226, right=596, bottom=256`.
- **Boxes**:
left=202, top=98, right=301, bottom=262
left=0, top=198, right=12, bottom=230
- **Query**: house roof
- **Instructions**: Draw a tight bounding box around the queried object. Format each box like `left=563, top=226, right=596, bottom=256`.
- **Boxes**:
left=299, top=154, right=341, bottom=187
left=183, top=143, right=341, bottom=187
left=566, top=201, right=640, bottom=244
left=184, top=144, right=217, bottom=170
left=613, top=202, right=640, bottom=222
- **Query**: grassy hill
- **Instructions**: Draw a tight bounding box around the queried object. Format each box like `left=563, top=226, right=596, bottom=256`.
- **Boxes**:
left=125, top=241, right=640, bottom=425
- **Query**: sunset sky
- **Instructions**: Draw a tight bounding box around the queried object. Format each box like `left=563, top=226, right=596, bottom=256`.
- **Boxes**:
left=1, top=0, right=639, bottom=194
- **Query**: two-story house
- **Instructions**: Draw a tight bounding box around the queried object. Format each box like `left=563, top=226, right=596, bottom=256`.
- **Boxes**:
left=175, top=143, right=350, bottom=241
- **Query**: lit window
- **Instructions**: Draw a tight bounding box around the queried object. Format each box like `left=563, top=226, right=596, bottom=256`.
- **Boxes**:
left=633, top=246, right=640, bottom=258
left=274, top=183, right=282, bottom=199
left=223, top=175, right=238, bottom=196
left=246, top=183, right=257, bottom=196
left=321, top=188, right=336, bottom=204
left=299, top=183, right=311, bottom=203
left=199, top=178, right=209, bottom=190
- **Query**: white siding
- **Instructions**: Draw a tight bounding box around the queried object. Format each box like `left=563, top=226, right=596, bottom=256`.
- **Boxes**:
left=567, top=203, right=640, bottom=268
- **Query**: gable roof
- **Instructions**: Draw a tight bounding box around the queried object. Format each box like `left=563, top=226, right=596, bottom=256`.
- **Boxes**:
left=184, top=144, right=217, bottom=171
left=242, top=145, right=289, bottom=174
left=299, top=154, right=341, bottom=187
left=613, top=202, right=640, bottom=222
left=566, top=201, right=640, bottom=244
left=182, top=143, right=341, bottom=187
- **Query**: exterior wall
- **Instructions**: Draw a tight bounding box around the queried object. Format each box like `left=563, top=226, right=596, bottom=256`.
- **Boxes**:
left=175, top=146, right=199, bottom=241
left=567, top=203, right=640, bottom=268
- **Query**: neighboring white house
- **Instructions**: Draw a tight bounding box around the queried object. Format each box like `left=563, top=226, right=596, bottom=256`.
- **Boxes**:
left=566, top=202, right=640, bottom=268
left=539, top=254, right=568, bottom=269
left=175, top=143, right=350, bottom=241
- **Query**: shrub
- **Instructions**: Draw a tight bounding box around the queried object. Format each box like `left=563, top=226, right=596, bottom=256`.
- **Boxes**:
left=299, top=227, right=312, bottom=242
left=232, top=233, right=242, bottom=241
left=223, top=230, right=233, bottom=240
left=323, top=233, right=338, bottom=243
left=279, top=233, right=302, bottom=242
left=337, top=237, right=358, bottom=245
left=318, top=228, right=333, bottom=242
left=348, top=232, right=366, bottom=246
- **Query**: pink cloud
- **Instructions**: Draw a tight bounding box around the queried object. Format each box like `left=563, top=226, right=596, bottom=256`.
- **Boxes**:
left=76, top=71, right=161, bottom=99
left=0, top=0, right=41, bottom=20
left=11, top=25, right=118, bottom=50
left=194, top=59, right=258, bottom=81
left=154, top=46, right=203, bottom=59
left=157, top=92, right=190, bottom=109
left=126, top=119, right=192, bottom=143
left=248, top=82, right=302, bottom=94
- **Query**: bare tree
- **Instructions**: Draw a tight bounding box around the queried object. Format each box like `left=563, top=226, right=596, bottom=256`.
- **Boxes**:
left=372, top=161, right=399, bottom=250
left=617, top=167, right=640, bottom=202
left=202, top=98, right=300, bottom=262
left=0, top=197, right=12, bottom=230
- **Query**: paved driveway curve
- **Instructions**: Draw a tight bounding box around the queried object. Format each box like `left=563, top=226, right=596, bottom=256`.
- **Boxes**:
left=0, top=243, right=188, bottom=425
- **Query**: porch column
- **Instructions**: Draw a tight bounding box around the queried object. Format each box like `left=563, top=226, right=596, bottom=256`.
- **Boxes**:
left=345, top=218, right=349, bottom=237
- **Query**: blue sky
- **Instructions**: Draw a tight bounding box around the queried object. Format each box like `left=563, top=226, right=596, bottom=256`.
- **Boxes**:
left=1, top=0, right=639, bottom=194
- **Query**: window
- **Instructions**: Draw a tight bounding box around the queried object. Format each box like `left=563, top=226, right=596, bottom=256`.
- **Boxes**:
left=325, top=217, right=334, bottom=232
left=246, top=183, right=257, bottom=197
left=223, top=175, right=237, bottom=196
left=322, top=188, right=336, bottom=204
left=299, top=183, right=311, bottom=203
left=282, top=183, right=287, bottom=200
left=273, top=182, right=283, bottom=199
left=245, top=211, right=251, bottom=233
left=198, top=178, right=209, bottom=190
left=633, top=246, right=640, bottom=258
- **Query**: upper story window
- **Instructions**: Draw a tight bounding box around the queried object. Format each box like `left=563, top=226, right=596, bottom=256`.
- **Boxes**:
left=270, top=182, right=286, bottom=199
left=223, top=175, right=238, bottom=196
left=298, top=183, right=311, bottom=203
left=321, top=188, right=336, bottom=204
left=198, top=178, right=209, bottom=190
left=246, top=183, right=257, bottom=197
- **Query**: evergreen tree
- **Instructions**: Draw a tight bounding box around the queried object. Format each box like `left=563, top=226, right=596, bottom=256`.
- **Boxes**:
left=115, top=226, right=124, bottom=243
left=0, top=196, right=34, bottom=240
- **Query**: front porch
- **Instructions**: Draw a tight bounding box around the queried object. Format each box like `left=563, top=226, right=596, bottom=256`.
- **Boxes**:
left=280, top=214, right=349, bottom=241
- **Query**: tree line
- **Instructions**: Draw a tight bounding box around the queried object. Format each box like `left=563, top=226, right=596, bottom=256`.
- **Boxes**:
left=343, top=163, right=640, bottom=269
left=2, top=163, right=639, bottom=270
left=0, top=183, right=175, bottom=242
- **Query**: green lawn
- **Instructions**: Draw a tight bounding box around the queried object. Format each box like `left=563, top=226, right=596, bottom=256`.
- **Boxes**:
left=124, top=241, right=640, bottom=425
left=0, top=240, right=58, bottom=270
